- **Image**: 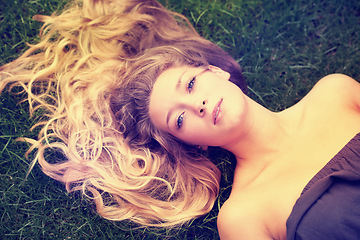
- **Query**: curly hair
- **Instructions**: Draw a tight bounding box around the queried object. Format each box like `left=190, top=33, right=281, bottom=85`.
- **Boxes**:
left=0, top=0, right=245, bottom=227
left=109, top=41, right=247, bottom=225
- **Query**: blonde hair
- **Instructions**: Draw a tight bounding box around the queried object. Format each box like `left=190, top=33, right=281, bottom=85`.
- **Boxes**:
left=0, top=0, right=245, bottom=227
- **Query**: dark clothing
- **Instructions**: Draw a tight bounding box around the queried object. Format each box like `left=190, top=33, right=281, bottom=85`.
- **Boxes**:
left=286, top=133, right=360, bottom=240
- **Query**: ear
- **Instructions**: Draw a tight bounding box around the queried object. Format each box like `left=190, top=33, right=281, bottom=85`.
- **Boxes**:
left=200, top=145, right=208, bottom=151
left=208, top=65, right=230, bottom=80
left=197, top=145, right=208, bottom=151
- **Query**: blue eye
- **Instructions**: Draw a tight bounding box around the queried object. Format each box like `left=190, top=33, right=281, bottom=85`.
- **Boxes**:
left=187, top=77, right=195, bottom=92
left=177, top=112, right=185, bottom=129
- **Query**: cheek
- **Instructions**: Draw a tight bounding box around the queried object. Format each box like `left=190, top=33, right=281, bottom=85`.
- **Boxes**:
left=173, top=123, right=208, bottom=145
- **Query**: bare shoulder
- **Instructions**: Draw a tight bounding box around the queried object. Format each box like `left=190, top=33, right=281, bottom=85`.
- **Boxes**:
left=315, top=73, right=360, bottom=90
left=217, top=197, right=274, bottom=240
left=311, top=73, right=360, bottom=109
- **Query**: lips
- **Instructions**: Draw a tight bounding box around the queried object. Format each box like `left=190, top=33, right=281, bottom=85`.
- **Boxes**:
left=213, top=99, right=223, bottom=125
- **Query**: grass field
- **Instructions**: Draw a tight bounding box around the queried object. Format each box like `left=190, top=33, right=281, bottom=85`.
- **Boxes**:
left=1, top=0, right=360, bottom=239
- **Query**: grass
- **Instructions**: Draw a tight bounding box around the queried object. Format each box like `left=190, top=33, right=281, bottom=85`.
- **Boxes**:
left=1, top=0, right=360, bottom=239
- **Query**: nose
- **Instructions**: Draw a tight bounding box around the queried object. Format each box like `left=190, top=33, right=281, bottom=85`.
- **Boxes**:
left=194, top=99, right=206, bottom=117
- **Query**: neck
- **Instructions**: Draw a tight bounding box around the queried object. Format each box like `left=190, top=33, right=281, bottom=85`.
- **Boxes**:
left=223, top=95, right=301, bottom=164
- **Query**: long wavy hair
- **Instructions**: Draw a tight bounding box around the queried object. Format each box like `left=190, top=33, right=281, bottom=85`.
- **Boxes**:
left=0, top=0, right=246, bottom=227
left=109, top=42, right=246, bottom=225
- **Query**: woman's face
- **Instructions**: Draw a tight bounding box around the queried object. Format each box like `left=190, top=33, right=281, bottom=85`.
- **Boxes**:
left=149, top=65, right=247, bottom=148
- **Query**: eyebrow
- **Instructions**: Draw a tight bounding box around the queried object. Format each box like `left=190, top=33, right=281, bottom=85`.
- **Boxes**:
left=166, top=69, right=187, bottom=128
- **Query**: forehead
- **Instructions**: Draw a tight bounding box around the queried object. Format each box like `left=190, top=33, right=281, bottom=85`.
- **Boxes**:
left=148, top=65, right=188, bottom=129
left=153, top=66, right=185, bottom=92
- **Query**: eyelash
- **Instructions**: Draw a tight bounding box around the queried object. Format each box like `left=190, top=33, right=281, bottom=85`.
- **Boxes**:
left=187, top=76, right=196, bottom=93
left=177, top=111, right=185, bottom=129
left=176, top=76, right=196, bottom=129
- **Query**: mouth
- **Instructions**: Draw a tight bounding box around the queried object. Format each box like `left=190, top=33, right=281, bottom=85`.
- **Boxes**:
left=213, top=98, right=223, bottom=125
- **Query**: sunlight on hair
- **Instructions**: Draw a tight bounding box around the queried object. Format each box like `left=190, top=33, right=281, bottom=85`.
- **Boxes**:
left=0, top=0, right=231, bottom=227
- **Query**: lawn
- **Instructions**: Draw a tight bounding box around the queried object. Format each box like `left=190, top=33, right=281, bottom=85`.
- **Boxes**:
left=1, top=0, right=360, bottom=239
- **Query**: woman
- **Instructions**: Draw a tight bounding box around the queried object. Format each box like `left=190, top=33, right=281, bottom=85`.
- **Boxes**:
left=115, top=45, right=360, bottom=239
left=1, top=0, right=359, bottom=239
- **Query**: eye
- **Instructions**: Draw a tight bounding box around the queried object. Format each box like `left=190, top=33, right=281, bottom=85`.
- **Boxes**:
left=187, top=77, right=196, bottom=93
left=176, top=111, right=185, bottom=129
